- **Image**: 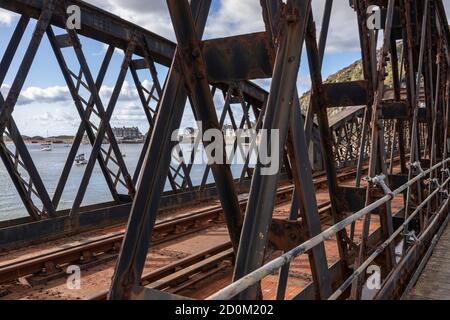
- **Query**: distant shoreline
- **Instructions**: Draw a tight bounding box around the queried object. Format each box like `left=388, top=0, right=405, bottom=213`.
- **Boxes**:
left=3, top=137, right=146, bottom=145
left=4, top=140, right=145, bottom=146
left=3, top=136, right=75, bottom=144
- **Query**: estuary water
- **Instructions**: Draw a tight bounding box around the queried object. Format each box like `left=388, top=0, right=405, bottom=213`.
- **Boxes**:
left=0, top=143, right=248, bottom=222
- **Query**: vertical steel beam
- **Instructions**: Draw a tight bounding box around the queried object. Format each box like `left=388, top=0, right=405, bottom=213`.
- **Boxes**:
left=233, top=0, right=312, bottom=300
left=108, top=0, right=212, bottom=300
left=354, top=0, right=376, bottom=188
left=304, top=13, right=351, bottom=272
left=260, top=0, right=333, bottom=300
left=304, top=0, right=333, bottom=148
left=276, top=97, right=333, bottom=300
left=128, top=53, right=177, bottom=187
left=351, top=0, right=398, bottom=299
left=404, top=0, right=429, bottom=245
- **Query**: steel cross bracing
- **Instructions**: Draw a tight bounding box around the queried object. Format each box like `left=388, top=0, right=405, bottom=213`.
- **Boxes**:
left=0, top=0, right=286, bottom=232
left=209, top=0, right=450, bottom=300
left=0, top=0, right=338, bottom=241
left=107, top=0, right=450, bottom=300
left=0, top=0, right=448, bottom=300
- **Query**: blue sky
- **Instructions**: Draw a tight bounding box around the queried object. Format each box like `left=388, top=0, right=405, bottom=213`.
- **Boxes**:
left=1, top=0, right=444, bottom=137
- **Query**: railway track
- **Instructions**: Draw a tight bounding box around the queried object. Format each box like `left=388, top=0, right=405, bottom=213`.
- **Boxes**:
left=0, top=184, right=295, bottom=285
left=90, top=242, right=234, bottom=300
left=0, top=166, right=361, bottom=298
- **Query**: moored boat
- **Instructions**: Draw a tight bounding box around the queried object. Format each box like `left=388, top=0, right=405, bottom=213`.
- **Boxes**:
left=75, top=154, right=88, bottom=166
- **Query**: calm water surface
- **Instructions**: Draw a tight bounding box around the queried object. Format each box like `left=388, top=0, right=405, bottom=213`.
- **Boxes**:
left=0, top=143, right=247, bottom=221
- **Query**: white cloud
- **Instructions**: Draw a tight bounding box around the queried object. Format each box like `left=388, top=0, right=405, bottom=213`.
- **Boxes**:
left=33, top=111, right=77, bottom=123
left=1, top=81, right=153, bottom=106
left=2, top=83, right=71, bottom=105
left=311, top=0, right=361, bottom=53
left=0, top=84, right=9, bottom=97
left=112, top=104, right=147, bottom=122
left=84, top=0, right=265, bottom=41
left=86, top=0, right=174, bottom=40
left=2, top=0, right=450, bottom=55
left=204, top=0, right=264, bottom=39
left=83, top=0, right=362, bottom=53
left=2, top=1, right=450, bottom=137
left=99, top=80, right=153, bottom=102
left=17, top=108, right=80, bottom=136
left=0, top=8, right=14, bottom=26
left=1, top=81, right=153, bottom=133
left=19, top=85, right=71, bottom=105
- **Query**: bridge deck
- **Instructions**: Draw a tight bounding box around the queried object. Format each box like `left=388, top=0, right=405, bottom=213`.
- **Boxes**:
left=407, top=221, right=450, bottom=300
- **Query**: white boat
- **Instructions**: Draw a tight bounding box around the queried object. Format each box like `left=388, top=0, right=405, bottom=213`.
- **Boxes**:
left=75, top=154, right=88, bottom=166
left=41, top=131, right=52, bottom=151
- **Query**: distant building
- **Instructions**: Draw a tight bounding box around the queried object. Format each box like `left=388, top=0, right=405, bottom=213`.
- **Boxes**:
left=112, top=126, right=144, bottom=143
left=82, top=126, right=144, bottom=145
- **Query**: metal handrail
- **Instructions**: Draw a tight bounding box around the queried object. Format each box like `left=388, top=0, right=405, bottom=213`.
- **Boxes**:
left=207, top=157, right=450, bottom=300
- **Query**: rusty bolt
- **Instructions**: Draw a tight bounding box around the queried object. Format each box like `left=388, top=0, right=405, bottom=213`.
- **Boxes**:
left=195, top=70, right=205, bottom=80
left=192, top=47, right=201, bottom=58
left=286, top=14, right=298, bottom=24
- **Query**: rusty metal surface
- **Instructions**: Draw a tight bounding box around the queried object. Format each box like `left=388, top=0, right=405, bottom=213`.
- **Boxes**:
left=1, top=0, right=450, bottom=301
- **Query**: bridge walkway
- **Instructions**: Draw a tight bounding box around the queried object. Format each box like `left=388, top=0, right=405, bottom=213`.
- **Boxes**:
left=407, top=219, right=450, bottom=300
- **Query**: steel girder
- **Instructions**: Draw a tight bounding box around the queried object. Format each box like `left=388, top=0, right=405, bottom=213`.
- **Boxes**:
left=0, top=0, right=280, bottom=227
left=0, top=0, right=449, bottom=301
left=0, top=0, right=352, bottom=229
left=206, top=0, right=450, bottom=301
left=138, top=0, right=450, bottom=301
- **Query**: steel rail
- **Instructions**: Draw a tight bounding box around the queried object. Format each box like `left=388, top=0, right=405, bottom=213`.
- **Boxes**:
left=89, top=242, right=233, bottom=300
left=0, top=183, right=299, bottom=284
left=207, top=158, right=450, bottom=300
left=91, top=200, right=335, bottom=300
left=90, top=163, right=403, bottom=301
left=0, top=210, right=221, bottom=284
left=0, top=167, right=360, bottom=288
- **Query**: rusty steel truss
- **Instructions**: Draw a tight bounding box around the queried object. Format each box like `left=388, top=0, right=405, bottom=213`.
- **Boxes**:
left=1, top=0, right=450, bottom=300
